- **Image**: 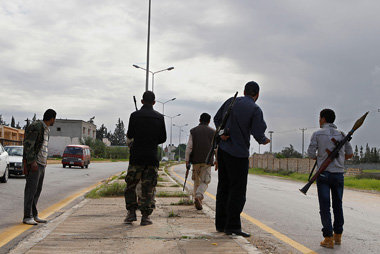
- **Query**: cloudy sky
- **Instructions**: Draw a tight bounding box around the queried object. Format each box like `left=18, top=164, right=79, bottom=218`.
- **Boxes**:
left=1, top=0, right=379, bottom=154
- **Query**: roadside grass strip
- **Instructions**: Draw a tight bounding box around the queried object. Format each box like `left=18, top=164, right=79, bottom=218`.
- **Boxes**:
left=249, top=168, right=380, bottom=192
left=170, top=165, right=316, bottom=254
left=86, top=181, right=126, bottom=198
left=168, top=210, right=180, bottom=218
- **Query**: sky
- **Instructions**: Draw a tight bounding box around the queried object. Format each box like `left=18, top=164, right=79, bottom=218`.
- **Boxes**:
left=0, top=0, right=379, bottom=154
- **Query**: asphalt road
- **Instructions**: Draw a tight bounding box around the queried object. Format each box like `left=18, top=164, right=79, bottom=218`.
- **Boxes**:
left=0, top=162, right=127, bottom=232
left=172, top=164, right=380, bottom=254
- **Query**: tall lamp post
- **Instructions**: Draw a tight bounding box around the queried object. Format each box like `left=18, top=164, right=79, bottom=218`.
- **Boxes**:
left=268, top=131, right=274, bottom=153
left=164, top=114, right=181, bottom=160
left=173, top=123, right=188, bottom=161
left=156, top=98, right=176, bottom=158
left=133, top=65, right=174, bottom=92
left=145, top=0, right=151, bottom=91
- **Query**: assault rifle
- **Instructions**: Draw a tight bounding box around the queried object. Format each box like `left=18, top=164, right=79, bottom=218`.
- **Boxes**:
left=299, top=112, right=369, bottom=195
left=183, top=162, right=191, bottom=191
left=205, top=92, right=238, bottom=165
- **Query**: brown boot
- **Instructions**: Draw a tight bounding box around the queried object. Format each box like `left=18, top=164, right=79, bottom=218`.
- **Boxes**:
left=320, top=236, right=334, bottom=249
left=124, top=210, right=137, bottom=224
left=194, top=197, right=203, bottom=210
left=140, top=215, right=153, bottom=226
left=334, top=233, right=342, bottom=245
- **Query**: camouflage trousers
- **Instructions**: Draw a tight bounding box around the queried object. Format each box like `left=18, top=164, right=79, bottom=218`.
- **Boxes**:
left=124, top=164, right=158, bottom=216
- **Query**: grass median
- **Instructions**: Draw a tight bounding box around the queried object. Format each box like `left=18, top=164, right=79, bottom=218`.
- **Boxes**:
left=249, top=168, right=380, bottom=192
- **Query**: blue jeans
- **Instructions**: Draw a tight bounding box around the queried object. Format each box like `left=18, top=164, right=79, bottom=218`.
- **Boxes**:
left=316, top=171, right=344, bottom=237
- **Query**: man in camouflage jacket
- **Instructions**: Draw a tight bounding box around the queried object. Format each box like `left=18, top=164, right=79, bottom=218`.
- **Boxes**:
left=22, top=109, right=56, bottom=225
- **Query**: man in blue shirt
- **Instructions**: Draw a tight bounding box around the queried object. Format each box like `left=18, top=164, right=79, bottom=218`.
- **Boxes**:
left=307, top=109, right=353, bottom=248
left=214, top=81, right=270, bottom=237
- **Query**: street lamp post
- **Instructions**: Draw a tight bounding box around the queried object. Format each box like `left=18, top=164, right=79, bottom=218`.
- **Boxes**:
left=156, top=98, right=176, bottom=158
left=164, top=114, right=181, bottom=160
left=268, top=131, right=274, bottom=153
left=133, top=65, right=174, bottom=92
left=145, top=0, right=151, bottom=91
left=173, top=124, right=188, bottom=161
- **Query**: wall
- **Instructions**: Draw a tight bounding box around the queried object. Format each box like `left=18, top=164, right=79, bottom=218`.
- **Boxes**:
left=249, top=154, right=361, bottom=175
left=48, top=136, right=81, bottom=157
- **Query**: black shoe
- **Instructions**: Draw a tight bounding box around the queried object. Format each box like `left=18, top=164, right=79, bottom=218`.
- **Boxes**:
left=140, top=215, right=153, bottom=226
left=225, top=230, right=251, bottom=237
left=124, top=210, right=137, bottom=224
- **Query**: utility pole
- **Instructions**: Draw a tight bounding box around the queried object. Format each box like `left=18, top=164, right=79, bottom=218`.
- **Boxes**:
left=145, top=0, right=151, bottom=91
left=268, top=131, right=274, bottom=153
left=300, top=128, right=307, bottom=158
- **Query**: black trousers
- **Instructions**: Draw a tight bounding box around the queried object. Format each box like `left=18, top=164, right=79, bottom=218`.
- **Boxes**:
left=24, top=164, right=45, bottom=219
left=215, top=148, right=248, bottom=231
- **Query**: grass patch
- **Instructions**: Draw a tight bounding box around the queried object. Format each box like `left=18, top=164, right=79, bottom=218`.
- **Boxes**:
left=170, top=198, right=194, bottom=206
left=86, top=181, right=126, bottom=198
left=157, top=176, right=169, bottom=182
left=157, top=191, right=189, bottom=198
left=168, top=210, right=180, bottom=218
left=249, top=168, right=380, bottom=192
left=363, top=169, right=380, bottom=173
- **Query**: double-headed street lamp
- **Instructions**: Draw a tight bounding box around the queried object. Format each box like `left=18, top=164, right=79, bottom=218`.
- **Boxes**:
left=173, top=123, right=188, bottom=161
left=164, top=114, right=181, bottom=159
left=133, top=65, right=174, bottom=92
left=156, top=98, right=176, bottom=158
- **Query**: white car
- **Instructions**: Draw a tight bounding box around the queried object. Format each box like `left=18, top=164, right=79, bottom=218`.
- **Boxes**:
left=4, top=146, right=23, bottom=176
left=0, top=143, right=10, bottom=183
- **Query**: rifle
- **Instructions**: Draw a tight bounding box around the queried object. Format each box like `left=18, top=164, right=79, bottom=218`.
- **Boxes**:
left=205, top=92, right=238, bottom=165
left=183, top=162, right=191, bottom=191
left=133, top=96, right=138, bottom=111
left=299, top=112, right=369, bottom=195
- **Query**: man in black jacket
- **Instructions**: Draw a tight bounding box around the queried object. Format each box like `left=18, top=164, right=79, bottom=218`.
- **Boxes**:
left=124, top=91, right=166, bottom=226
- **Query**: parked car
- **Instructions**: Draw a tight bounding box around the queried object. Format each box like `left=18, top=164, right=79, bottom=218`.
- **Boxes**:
left=62, top=145, right=91, bottom=169
left=4, top=145, right=23, bottom=176
left=0, top=143, right=10, bottom=183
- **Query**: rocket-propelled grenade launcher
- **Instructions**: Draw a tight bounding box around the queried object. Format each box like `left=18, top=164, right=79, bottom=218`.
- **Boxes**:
left=299, top=112, right=369, bottom=195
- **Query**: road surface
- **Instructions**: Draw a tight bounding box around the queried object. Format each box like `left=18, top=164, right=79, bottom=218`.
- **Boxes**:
left=172, top=164, right=380, bottom=254
left=0, top=162, right=127, bottom=232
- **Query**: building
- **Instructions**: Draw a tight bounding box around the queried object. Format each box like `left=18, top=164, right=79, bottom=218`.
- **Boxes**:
left=48, top=119, right=96, bottom=157
left=0, top=125, right=25, bottom=146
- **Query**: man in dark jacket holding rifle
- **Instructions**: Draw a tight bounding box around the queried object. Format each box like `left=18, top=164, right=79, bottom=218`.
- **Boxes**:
left=214, top=81, right=270, bottom=237
left=307, top=109, right=353, bottom=248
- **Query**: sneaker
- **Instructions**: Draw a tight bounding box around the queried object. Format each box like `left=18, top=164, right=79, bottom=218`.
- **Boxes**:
left=23, top=218, right=38, bottom=225
left=194, top=197, right=203, bottom=210
left=334, top=233, right=342, bottom=245
left=34, top=216, right=47, bottom=223
left=124, top=210, right=137, bottom=224
left=140, top=215, right=153, bottom=226
left=320, top=236, right=334, bottom=249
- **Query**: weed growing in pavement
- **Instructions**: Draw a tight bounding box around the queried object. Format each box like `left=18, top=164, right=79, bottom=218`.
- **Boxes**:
left=170, top=199, right=194, bottom=206
left=168, top=210, right=180, bottom=218
left=86, top=181, right=126, bottom=198
left=157, top=191, right=189, bottom=198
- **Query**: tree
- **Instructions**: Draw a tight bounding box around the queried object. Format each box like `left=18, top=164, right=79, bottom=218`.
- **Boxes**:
left=174, top=144, right=187, bottom=161
left=16, top=122, right=21, bottom=129
left=353, top=145, right=360, bottom=163
left=32, top=113, right=37, bottom=122
left=11, top=116, right=15, bottom=128
left=111, top=118, right=126, bottom=146
left=363, top=143, right=371, bottom=163
left=96, top=124, right=108, bottom=140
left=277, top=144, right=302, bottom=158
left=359, top=146, right=363, bottom=161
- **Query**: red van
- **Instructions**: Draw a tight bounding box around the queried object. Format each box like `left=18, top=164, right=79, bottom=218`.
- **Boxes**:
left=62, top=145, right=91, bottom=168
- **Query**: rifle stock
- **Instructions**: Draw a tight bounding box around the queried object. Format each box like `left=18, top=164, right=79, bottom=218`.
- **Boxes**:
left=183, top=163, right=191, bottom=191
left=205, top=92, right=238, bottom=165
left=299, top=112, right=369, bottom=195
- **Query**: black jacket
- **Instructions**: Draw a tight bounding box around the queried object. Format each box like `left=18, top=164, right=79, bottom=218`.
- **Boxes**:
left=127, top=104, right=166, bottom=167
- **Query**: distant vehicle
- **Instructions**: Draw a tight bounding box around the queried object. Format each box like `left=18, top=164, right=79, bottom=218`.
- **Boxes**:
left=0, top=144, right=10, bottom=183
left=4, top=146, right=23, bottom=176
left=62, top=145, right=91, bottom=169
left=161, top=157, right=169, bottom=162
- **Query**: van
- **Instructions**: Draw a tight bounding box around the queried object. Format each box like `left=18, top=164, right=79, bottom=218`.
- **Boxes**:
left=62, top=145, right=91, bottom=168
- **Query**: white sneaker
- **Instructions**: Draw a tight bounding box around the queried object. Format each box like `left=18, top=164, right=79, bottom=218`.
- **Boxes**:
left=23, top=218, right=38, bottom=225
left=34, top=216, right=47, bottom=223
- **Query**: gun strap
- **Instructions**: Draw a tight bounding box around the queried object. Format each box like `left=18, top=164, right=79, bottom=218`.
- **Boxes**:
left=308, top=161, right=318, bottom=181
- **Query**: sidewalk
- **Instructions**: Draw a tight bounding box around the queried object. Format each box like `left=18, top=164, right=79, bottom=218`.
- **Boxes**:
left=9, top=168, right=261, bottom=254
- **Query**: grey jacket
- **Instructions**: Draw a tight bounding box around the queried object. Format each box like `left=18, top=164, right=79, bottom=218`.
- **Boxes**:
left=307, top=123, right=353, bottom=173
